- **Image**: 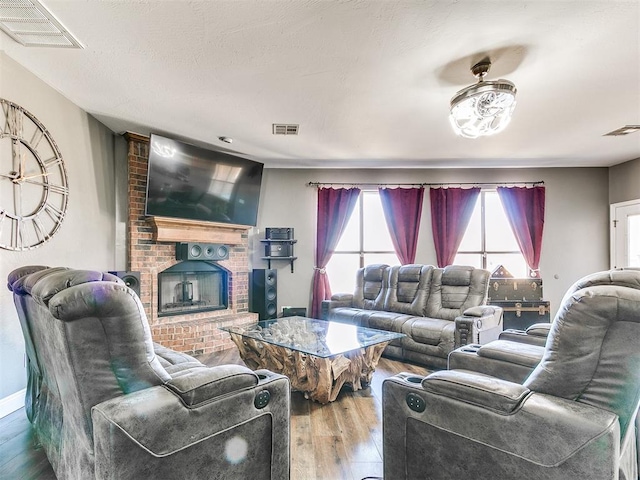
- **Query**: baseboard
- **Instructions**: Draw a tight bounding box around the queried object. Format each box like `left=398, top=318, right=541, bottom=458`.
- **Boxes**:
left=0, top=389, right=25, bottom=418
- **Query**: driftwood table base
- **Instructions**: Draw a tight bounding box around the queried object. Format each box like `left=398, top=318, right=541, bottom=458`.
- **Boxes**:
left=228, top=332, right=390, bottom=403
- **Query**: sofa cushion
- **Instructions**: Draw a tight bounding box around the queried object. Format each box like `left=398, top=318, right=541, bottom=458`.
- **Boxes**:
left=367, top=311, right=414, bottom=333
left=153, top=343, right=204, bottom=374
left=478, top=340, right=544, bottom=367
left=326, top=307, right=376, bottom=326
left=403, top=317, right=455, bottom=346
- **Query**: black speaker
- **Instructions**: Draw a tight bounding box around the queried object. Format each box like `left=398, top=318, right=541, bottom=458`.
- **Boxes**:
left=250, top=269, right=277, bottom=320
left=176, top=242, right=230, bottom=261
left=108, top=271, right=141, bottom=297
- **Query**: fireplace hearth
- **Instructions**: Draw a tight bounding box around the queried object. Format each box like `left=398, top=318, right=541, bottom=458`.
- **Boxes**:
left=158, top=261, right=229, bottom=316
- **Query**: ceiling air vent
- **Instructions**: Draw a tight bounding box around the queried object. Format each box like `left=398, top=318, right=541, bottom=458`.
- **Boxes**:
left=272, top=124, right=299, bottom=135
left=0, top=0, right=83, bottom=48
left=603, top=125, right=640, bottom=136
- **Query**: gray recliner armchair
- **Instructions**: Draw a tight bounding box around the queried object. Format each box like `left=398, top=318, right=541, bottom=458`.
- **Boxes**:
left=383, top=269, right=640, bottom=479
left=8, top=266, right=290, bottom=480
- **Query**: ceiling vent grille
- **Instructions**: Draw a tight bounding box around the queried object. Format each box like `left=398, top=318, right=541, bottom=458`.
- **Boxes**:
left=272, top=124, right=299, bottom=135
left=604, top=125, right=640, bottom=136
left=0, top=0, right=83, bottom=48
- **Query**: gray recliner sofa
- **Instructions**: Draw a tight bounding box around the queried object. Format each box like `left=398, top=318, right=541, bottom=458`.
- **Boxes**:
left=322, top=263, right=503, bottom=369
left=383, top=268, right=640, bottom=479
left=8, top=265, right=290, bottom=480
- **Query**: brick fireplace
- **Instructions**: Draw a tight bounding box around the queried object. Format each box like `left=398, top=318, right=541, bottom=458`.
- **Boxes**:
left=124, top=133, right=257, bottom=355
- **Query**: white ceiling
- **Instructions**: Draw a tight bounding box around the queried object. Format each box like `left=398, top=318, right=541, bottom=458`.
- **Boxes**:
left=2, top=0, right=639, bottom=168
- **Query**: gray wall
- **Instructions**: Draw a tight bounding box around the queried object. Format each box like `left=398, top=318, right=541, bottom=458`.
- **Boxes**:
left=0, top=53, right=117, bottom=399
left=253, top=167, right=610, bottom=321
left=609, top=157, right=640, bottom=204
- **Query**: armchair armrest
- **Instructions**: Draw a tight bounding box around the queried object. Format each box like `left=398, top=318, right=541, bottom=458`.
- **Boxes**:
left=454, top=305, right=503, bottom=347
left=421, top=370, right=530, bottom=414
left=164, top=364, right=258, bottom=407
left=526, top=322, right=552, bottom=337
left=499, top=322, right=551, bottom=346
left=321, top=293, right=354, bottom=319
left=331, top=293, right=355, bottom=302
left=92, top=371, right=290, bottom=480
left=382, top=372, right=620, bottom=479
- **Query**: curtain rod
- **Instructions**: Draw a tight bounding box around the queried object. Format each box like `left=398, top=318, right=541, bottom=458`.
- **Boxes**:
left=307, top=181, right=544, bottom=188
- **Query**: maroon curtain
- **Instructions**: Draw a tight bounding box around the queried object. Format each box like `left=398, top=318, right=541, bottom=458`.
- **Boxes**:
left=497, top=186, right=545, bottom=274
left=430, top=187, right=480, bottom=267
left=311, top=187, right=361, bottom=318
left=379, top=187, right=425, bottom=265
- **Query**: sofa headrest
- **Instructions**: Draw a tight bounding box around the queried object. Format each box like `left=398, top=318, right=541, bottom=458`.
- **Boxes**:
left=395, top=264, right=434, bottom=283
left=441, top=265, right=474, bottom=286
left=559, top=268, right=640, bottom=306
left=362, top=264, right=389, bottom=282
left=7, top=265, right=49, bottom=293
left=9, top=266, right=71, bottom=296
left=27, top=268, right=124, bottom=306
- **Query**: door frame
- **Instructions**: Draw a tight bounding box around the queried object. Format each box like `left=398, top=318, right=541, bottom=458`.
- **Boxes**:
left=610, top=199, right=640, bottom=268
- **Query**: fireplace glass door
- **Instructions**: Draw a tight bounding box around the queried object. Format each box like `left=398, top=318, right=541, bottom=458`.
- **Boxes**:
left=158, top=261, right=228, bottom=316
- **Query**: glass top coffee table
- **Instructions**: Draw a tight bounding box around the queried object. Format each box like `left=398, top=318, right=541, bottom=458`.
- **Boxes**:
left=221, top=316, right=404, bottom=403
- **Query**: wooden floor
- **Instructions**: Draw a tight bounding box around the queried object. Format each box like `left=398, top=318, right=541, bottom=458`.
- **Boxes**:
left=0, top=349, right=429, bottom=480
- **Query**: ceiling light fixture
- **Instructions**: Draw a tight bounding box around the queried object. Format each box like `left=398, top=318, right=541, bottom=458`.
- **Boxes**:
left=449, top=60, right=517, bottom=139
left=603, top=125, right=640, bottom=136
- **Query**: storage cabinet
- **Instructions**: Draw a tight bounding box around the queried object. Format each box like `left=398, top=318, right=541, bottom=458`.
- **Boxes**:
left=491, top=300, right=551, bottom=330
left=488, top=265, right=550, bottom=331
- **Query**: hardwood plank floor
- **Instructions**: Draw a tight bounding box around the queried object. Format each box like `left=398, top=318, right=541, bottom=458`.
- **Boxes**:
left=0, top=349, right=429, bottom=480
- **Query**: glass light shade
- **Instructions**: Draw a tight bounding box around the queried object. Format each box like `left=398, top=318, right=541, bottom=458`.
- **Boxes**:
left=449, top=80, right=517, bottom=139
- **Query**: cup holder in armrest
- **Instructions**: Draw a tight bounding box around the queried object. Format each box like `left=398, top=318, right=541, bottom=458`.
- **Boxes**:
left=405, top=376, right=423, bottom=384
left=257, top=373, right=268, bottom=380
left=459, top=344, right=482, bottom=353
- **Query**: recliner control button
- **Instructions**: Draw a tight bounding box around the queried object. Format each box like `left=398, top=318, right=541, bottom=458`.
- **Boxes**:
left=406, top=393, right=426, bottom=413
left=254, top=390, right=271, bottom=409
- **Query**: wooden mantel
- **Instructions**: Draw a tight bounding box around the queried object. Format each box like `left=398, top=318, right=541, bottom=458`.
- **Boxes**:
left=147, top=216, right=250, bottom=244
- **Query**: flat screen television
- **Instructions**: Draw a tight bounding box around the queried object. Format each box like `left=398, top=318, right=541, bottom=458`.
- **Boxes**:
left=145, top=134, right=264, bottom=226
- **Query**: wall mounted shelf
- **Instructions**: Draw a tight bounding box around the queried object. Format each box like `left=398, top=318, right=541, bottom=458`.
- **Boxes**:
left=260, top=238, right=297, bottom=272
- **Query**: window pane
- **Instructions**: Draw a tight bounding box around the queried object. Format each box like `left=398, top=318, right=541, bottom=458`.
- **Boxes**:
left=485, top=192, right=520, bottom=251
left=457, top=197, right=481, bottom=251
left=363, top=253, right=400, bottom=267
left=486, top=253, right=528, bottom=278
left=326, top=253, right=361, bottom=294
left=363, top=192, right=395, bottom=251
left=454, top=253, right=482, bottom=269
left=334, top=199, right=360, bottom=251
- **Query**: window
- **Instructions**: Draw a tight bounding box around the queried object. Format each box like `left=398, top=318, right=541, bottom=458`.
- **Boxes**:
left=455, top=191, right=529, bottom=277
left=326, top=191, right=399, bottom=294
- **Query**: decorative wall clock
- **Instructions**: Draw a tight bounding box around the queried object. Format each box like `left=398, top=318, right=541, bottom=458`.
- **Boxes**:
left=0, top=99, right=69, bottom=250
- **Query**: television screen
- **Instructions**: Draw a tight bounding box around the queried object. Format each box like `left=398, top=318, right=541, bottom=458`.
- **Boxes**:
left=145, top=134, right=264, bottom=226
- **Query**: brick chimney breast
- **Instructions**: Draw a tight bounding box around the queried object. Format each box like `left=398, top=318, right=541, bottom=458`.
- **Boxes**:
left=124, top=133, right=257, bottom=355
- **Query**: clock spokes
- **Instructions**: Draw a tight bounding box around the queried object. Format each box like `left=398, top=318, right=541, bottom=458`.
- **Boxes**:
left=16, top=171, right=49, bottom=182
left=0, top=170, right=50, bottom=183
left=0, top=171, right=21, bottom=181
